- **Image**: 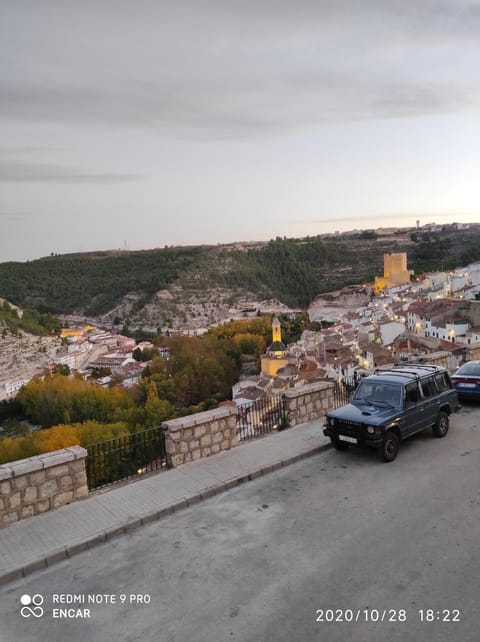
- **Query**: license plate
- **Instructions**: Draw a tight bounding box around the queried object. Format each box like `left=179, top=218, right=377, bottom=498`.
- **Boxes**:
left=339, top=435, right=357, bottom=444
left=460, top=383, right=476, bottom=388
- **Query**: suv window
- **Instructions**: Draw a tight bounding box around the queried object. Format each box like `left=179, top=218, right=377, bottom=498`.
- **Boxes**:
left=421, top=376, right=437, bottom=398
left=353, top=382, right=401, bottom=406
left=405, top=381, right=421, bottom=405
left=434, top=371, right=451, bottom=392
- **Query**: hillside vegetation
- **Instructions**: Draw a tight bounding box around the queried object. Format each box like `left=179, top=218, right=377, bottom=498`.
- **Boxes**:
left=1, top=227, right=479, bottom=320
left=0, top=300, right=61, bottom=336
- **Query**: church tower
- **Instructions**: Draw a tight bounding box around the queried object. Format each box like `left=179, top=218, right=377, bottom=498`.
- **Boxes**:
left=272, top=317, right=282, bottom=344
left=260, top=317, right=289, bottom=376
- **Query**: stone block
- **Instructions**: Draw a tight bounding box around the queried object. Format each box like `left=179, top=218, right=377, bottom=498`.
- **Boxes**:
left=73, top=471, right=87, bottom=487
left=201, top=447, right=212, bottom=457
left=0, top=480, right=11, bottom=495
left=28, top=470, right=46, bottom=485
left=180, top=441, right=189, bottom=454
left=21, top=505, right=35, bottom=519
left=173, top=454, right=184, bottom=467
left=69, top=459, right=87, bottom=473
left=75, top=485, right=89, bottom=499
left=23, top=486, right=38, bottom=504
left=193, top=425, right=206, bottom=438
left=179, top=417, right=196, bottom=429
left=37, top=499, right=50, bottom=513
left=211, top=444, right=221, bottom=454
left=224, top=428, right=231, bottom=438
left=0, top=497, right=4, bottom=511
left=184, top=428, right=193, bottom=440
left=200, top=434, right=212, bottom=447
left=65, top=445, right=87, bottom=459
left=59, top=475, right=73, bottom=490
left=221, top=439, right=230, bottom=450
left=189, top=439, right=200, bottom=450
left=191, top=449, right=201, bottom=461
left=39, top=479, right=58, bottom=499
left=11, top=459, right=43, bottom=477
left=40, top=451, right=75, bottom=467
left=0, top=466, right=13, bottom=482
left=3, top=511, right=19, bottom=526
left=52, top=491, right=74, bottom=508
left=8, top=492, right=21, bottom=510
left=13, top=475, right=28, bottom=491
left=212, top=432, right=223, bottom=444
left=47, top=464, right=70, bottom=479
left=184, top=453, right=192, bottom=463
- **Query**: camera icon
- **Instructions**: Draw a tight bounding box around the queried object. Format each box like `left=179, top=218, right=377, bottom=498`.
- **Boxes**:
left=20, top=594, right=44, bottom=618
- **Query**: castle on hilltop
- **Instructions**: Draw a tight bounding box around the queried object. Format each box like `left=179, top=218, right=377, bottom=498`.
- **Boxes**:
left=375, top=252, right=413, bottom=292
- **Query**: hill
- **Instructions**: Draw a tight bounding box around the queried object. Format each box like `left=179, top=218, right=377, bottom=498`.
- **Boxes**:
left=1, top=225, right=480, bottom=332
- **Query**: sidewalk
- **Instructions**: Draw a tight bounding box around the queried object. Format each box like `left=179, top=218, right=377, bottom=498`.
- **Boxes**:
left=0, top=420, right=330, bottom=585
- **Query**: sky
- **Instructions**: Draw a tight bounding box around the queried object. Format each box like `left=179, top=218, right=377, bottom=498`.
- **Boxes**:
left=1, top=1, right=480, bottom=263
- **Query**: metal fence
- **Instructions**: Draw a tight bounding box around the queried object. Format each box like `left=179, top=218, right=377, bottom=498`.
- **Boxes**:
left=333, top=377, right=357, bottom=408
left=237, top=395, right=287, bottom=441
left=86, top=426, right=168, bottom=490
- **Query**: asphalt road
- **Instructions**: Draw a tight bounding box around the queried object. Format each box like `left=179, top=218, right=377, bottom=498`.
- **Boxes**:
left=2, top=404, right=480, bottom=642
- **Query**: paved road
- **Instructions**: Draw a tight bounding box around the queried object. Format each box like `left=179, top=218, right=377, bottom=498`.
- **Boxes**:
left=2, top=405, right=480, bottom=642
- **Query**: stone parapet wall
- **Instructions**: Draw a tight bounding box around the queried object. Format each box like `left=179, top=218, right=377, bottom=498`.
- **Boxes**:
left=0, top=446, right=88, bottom=528
left=163, top=406, right=239, bottom=468
left=413, top=351, right=451, bottom=370
left=283, top=382, right=335, bottom=427
left=465, top=344, right=480, bottom=361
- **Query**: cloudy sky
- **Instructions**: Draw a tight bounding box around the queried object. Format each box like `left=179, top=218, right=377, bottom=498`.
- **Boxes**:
left=1, top=1, right=480, bottom=262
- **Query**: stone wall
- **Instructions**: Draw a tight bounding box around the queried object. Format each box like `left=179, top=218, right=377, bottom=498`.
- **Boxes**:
left=0, top=446, right=88, bottom=528
left=465, top=344, right=480, bottom=361
left=414, top=351, right=451, bottom=370
left=163, top=406, right=239, bottom=468
left=283, top=382, right=335, bottom=427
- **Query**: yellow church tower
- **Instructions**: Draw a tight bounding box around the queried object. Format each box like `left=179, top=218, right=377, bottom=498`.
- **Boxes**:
left=260, top=317, right=289, bottom=376
left=272, top=317, right=282, bottom=344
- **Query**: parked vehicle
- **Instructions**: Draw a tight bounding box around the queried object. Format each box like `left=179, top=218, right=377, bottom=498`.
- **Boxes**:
left=451, top=360, right=480, bottom=400
left=323, top=364, right=459, bottom=462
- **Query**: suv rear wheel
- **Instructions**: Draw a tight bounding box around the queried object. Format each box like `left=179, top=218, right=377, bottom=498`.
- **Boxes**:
left=378, top=431, right=399, bottom=462
left=432, top=410, right=449, bottom=438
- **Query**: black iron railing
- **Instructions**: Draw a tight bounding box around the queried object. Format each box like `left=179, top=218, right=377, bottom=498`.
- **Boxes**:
left=237, top=395, right=287, bottom=441
left=333, top=377, right=357, bottom=408
left=86, top=426, right=167, bottom=490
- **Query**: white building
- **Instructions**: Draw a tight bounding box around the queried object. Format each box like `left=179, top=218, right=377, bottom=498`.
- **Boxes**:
left=424, top=319, right=469, bottom=342
left=378, top=320, right=406, bottom=346
left=4, top=378, right=29, bottom=398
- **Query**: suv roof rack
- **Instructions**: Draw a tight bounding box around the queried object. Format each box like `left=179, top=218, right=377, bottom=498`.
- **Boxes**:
left=373, top=364, right=441, bottom=380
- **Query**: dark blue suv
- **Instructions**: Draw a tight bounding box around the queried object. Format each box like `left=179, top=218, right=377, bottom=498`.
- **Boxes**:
left=323, top=365, right=459, bottom=462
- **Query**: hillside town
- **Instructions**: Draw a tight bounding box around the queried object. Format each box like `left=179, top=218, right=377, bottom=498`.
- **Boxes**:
left=2, top=252, right=480, bottom=407
left=233, top=253, right=480, bottom=404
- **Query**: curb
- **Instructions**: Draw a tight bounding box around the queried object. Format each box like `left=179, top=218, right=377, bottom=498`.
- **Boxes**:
left=0, top=442, right=331, bottom=585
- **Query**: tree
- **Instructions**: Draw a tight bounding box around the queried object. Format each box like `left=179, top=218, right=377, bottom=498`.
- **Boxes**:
left=53, top=363, right=70, bottom=376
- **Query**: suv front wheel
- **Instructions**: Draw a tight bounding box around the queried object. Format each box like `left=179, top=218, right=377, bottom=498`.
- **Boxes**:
left=378, top=431, right=399, bottom=462
left=432, top=410, right=449, bottom=438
